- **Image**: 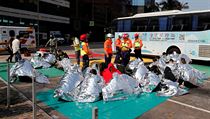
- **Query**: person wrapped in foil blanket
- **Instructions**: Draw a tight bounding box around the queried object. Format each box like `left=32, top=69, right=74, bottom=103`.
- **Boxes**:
left=10, top=59, right=50, bottom=84
left=30, top=53, right=51, bottom=68
left=54, top=64, right=104, bottom=102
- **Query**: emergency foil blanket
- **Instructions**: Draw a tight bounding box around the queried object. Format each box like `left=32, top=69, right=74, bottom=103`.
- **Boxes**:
left=76, top=74, right=104, bottom=102
left=54, top=71, right=84, bottom=101
left=43, top=53, right=56, bottom=64
left=102, top=73, right=142, bottom=101
left=178, top=64, right=207, bottom=86
left=30, top=54, right=51, bottom=68
left=10, top=59, right=50, bottom=84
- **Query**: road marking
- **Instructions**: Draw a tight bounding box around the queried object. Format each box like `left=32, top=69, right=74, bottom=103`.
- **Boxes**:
left=168, top=99, right=210, bottom=114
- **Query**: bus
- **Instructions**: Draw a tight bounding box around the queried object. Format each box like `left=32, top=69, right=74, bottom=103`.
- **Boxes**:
left=111, top=10, right=210, bottom=61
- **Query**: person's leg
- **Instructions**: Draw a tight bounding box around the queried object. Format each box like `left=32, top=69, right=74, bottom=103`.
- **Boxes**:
left=75, top=50, right=80, bottom=65
left=14, top=52, right=18, bottom=62
left=114, top=49, right=121, bottom=64
left=134, top=49, right=138, bottom=59
left=16, top=52, right=22, bottom=61
left=82, top=55, right=89, bottom=71
left=7, top=49, right=13, bottom=62
left=105, top=54, right=112, bottom=67
left=124, top=51, right=130, bottom=67
left=139, top=49, right=143, bottom=61
left=121, top=52, right=126, bottom=67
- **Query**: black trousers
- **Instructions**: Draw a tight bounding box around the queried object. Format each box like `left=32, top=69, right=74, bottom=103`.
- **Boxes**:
left=82, top=54, right=89, bottom=71
left=7, top=48, right=13, bottom=62
left=114, top=48, right=121, bottom=64
left=134, top=49, right=143, bottom=61
left=75, top=50, right=80, bottom=65
left=105, top=53, right=112, bottom=68
left=121, top=51, right=130, bottom=67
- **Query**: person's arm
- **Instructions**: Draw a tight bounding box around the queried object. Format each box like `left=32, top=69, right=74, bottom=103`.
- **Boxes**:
left=45, top=39, right=50, bottom=47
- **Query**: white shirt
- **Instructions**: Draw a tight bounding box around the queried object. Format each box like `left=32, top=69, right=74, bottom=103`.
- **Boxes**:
left=12, top=39, right=20, bottom=53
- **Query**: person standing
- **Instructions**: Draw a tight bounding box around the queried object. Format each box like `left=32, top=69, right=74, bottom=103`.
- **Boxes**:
left=45, top=34, right=57, bottom=54
left=80, top=34, right=92, bottom=71
left=12, top=35, right=22, bottom=62
left=114, top=33, right=122, bottom=64
left=133, top=33, right=143, bottom=61
left=121, top=33, right=132, bottom=67
left=71, top=37, right=80, bottom=65
left=6, top=30, right=15, bottom=62
left=104, top=33, right=113, bottom=68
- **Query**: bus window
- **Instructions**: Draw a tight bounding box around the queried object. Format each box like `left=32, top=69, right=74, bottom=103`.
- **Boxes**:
left=132, top=18, right=148, bottom=31
left=197, top=13, right=210, bottom=31
left=159, top=17, right=168, bottom=31
left=192, top=15, right=198, bottom=31
left=117, top=20, right=123, bottom=32
left=172, top=15, right=191, bottom=31
left=148, top=17, right=158, bottom=31
left=123, top=20, right=131, bottom=32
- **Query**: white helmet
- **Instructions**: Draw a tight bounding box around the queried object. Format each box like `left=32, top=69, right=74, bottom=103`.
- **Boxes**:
left=106, top=33, right=113, bottom=38
left=118, top=33, right=123, bottom=37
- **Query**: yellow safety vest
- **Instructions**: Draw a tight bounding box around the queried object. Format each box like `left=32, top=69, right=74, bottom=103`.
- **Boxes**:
left=80, top=42, right=87, bottom=56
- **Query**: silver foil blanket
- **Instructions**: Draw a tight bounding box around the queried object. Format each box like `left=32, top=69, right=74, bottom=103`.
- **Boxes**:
left=10, top=59, right=35, bottom=78
left=178, top=64, right=207, bottom=86
left=76, top=74, right=104, bottom=102
left=142, top=72, right=161, bottom=93
left=54, top=72, right=84, bottom=101
left=157, top=80, right=188, bottom=97
left=102, top=73, right=142, bottom=101
left=133, top=64, right=149, bottom=85
left=43, top=53, right=56, bottom=64
left=10, top=59, right=50, bottom=84
left=128, top=59, right=143, bottom=71
left=59, top=58, right=73, bottom=72
left=30, top=55, right=51, bottom=68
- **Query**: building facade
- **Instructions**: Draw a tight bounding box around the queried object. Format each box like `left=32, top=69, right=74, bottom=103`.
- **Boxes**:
left=0, top=0, right=70, bottom=45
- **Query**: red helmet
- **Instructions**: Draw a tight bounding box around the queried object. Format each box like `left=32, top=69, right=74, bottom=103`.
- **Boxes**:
left=122, top=33, right=129, bottom=39
left=134, top=33, right=139, bottom=37
left=80, top=34, right=87, bottom=41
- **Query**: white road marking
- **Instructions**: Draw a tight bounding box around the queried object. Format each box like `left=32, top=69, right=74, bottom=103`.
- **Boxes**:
left=168, top=99, right=210, bottom=114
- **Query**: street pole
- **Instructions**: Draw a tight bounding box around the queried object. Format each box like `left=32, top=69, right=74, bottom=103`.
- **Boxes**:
left=32, top=73, right=36, bottom=119
left=92, top=107, right=98, bottom=119
left=37, top=0, right=40, bottom=48
left=6, top=62, right=10, bottom=108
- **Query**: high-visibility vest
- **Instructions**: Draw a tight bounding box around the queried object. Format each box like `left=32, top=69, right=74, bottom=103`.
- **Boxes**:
left=80, top=42, right=88, bottom=56
left=121, top=39, right=132, bottom=51
left=134, top=39, right=143, bottom=49
left=104, top=39, right=112, bottom=54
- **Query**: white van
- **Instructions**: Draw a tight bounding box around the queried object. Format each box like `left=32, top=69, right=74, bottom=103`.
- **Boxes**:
left=0, top=26, right=36, bottom=53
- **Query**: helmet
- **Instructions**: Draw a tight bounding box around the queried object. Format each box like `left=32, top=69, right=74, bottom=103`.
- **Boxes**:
left=106, top=33, right=113, bottom=38
left=80, top=34, right=87, bottom=41
left=118, top=33, right=123, bottom=37
left=122, top=33, right=129, bottom=39
left=134, top=33, right=139, bottom=37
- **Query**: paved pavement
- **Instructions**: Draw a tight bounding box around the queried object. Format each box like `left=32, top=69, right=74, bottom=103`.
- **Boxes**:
left=0, top=42, right=210, bottom=119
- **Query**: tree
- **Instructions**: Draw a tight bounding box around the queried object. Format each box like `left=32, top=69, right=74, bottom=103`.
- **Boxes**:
left=158, top=0, right=189, bottom=11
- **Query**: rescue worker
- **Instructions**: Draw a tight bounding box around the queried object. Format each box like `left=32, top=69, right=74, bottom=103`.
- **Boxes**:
left=104, top=33, right=113, bottom=68
left=121, top=33, right=132, bottom=67
left=71, top=37, right=80, bottom=65
left=114, top=33, right=122, bottom=64
left=12, top=35, right=22, bottom=62
left=133, top=33, right=143, bottom=61
left=80, top=34, right=92, bottom=71
left=45, top=34, right=57, bottom=54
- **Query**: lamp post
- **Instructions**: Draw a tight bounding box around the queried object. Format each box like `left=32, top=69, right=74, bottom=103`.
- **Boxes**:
left=37, top=0, right=40, bottom=48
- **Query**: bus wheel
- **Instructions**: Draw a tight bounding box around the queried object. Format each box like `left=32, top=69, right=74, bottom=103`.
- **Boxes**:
left=166, top=46, right=181, bottom=54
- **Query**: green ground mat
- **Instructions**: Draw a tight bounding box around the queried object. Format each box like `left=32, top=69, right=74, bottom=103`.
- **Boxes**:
left=191, top=64, right=210, bottom=77
left=37, top=90, right=168, bottom=119
left=37, top=67, right=64, bottom=78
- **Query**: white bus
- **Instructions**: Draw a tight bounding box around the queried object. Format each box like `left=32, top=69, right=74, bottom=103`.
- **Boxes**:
left=112, top=10, right=210, bottom=61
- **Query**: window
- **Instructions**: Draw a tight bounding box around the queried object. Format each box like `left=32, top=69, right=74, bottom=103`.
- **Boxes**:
left=132, top=18, right=149, bottom=31
left=197, top=13, right=210, bottom=31
left=117, top=20, right=123, bottom=32
left=148, top=17, right=158, bottom=31
left=172, top=15, right=191, bottom=31
left=192, top=15, right=198, bottom=31
left=159, top=17, right=168, bottom=31
left=123, top=20, right=131, bottom=32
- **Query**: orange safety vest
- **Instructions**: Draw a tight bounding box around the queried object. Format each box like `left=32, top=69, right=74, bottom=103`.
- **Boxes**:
left=134, top=38, right=143, bottom=49
left=104, top=39, right=112, bottom=54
